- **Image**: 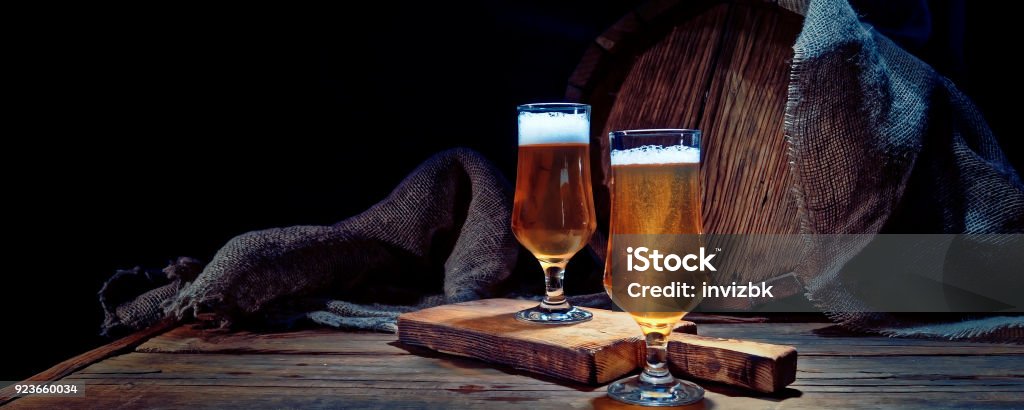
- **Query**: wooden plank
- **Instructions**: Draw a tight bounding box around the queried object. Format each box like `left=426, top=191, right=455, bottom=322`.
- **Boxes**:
left=136, top=325, right=401, bottom=355
left=669, top=332, right=797, bottom=393
left=692, top=2, right=805, bottom=310
left=697, top=1, right=802, bottom=236
left=3, top=384, right=600, bottom=410
left=72, top=350, right=1024, bottom=385
left=9, top=385, right=1023, bottom=410
left=9, top=323, right=1024, bottom=409
left=697, top=323, right=1024, bottom=356
left=72, top=352, right=593, bottom=384
left=111, top=346, right=1024, bottom=395
left=396, top=298, right=696, bottom=385
left=8, top=384, right=1024, bottom=410
left=792, top=355, right=1023, bottom=379
left=57, top=373, right=1024, bottom=393
left=0, top=318, right=178, bottom=405
left=13, top=344, right=1019, bottom=409
left=11, top=356, right=1024, bottom=410
left=136, top=312, right=1023, bottom=396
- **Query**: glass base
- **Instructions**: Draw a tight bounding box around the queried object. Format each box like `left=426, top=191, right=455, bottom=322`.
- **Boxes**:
left=514, top=304, right=593, bottom=324
left=607, top=375, right=704, bottom=407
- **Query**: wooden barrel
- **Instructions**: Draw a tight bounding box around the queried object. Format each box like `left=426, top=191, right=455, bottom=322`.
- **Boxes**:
left=570, top=0, right=806, bottom=308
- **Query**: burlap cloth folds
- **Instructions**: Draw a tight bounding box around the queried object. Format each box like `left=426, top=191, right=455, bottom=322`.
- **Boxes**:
left=102, top=148, right=520, bottom=334
left=102, top=0, right=1023, bottom=341
left=785, top=0, right=1023, bottom=340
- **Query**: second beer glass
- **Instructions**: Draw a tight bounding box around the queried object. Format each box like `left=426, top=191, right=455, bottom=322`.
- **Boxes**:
left=512, top=103, right=596, bottom=324
left=603, top=129, right=706, bottom=406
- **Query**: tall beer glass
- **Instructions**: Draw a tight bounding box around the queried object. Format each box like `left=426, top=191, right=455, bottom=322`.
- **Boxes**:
left=512, top=103, right=597, bottom=324
left=604, top=129, right=705, bottom=405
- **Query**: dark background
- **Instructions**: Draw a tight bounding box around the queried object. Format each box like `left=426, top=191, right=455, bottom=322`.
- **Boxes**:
left=6, top=0, right=1018, bottom=380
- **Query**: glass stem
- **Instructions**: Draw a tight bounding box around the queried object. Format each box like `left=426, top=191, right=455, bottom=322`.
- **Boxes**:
left=640, top=332, right=675, bottom=385
left=539, top=260, right=569, bottom=311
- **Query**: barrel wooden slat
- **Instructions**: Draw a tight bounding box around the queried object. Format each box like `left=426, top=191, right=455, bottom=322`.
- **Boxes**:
left=698, top=3, right=801, bottom=235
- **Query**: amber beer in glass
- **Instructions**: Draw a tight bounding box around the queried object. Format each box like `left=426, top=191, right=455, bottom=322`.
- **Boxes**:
left=604, top=129, right=706, bottom=406
left=511, top=103, right=596, bottom=323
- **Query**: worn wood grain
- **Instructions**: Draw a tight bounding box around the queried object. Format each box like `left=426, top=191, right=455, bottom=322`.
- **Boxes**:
left=57, top=352, right=1024, bottom=391
left=669, top=332, right=797, bottom=393
left=0, top=318, right=178, bottom=405
left=8, top=383, right=1024, bottom=410
left=136, top=325, right=400, bottom=355
left=697, top=3, right=805, bottom=309
left=696, top=323, right=1024, bottom=356
left=697, top=3, right=801, bottom=236
left=396, top=298, right=696, bottom=385
left=6, top=324, right=1023, bottom=409
left=138, top=320, right=864, bottom=358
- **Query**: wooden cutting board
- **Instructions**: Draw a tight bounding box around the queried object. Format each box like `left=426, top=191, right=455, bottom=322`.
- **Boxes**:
left=397, top=298, right=696, bottom=384
left=397, top=298, right=797, bottom=393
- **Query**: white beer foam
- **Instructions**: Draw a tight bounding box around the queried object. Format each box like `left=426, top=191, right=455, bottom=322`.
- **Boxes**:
left=518, top=112, right=589, bottom=145
left=611, top=144, right=699, bottom=165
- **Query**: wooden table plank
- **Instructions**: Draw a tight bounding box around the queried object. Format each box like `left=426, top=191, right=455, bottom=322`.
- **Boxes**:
left=141, top=322, right=1024, bottom=357
left=7, top=380, right=1022, bottom=409
left=61, top=350, right=1024, bottom=388
left=4, top=321, right=1023, bottom=409
left=136, top=326, right=401, bottom=355
left=0, top=319, right=178, bottom=405
left=697, top=323, right=1024, bottom=356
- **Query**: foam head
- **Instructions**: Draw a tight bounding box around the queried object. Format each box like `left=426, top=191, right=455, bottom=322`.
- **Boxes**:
left=610, top=144, right=700, bottom=165
left=518, top=111, right=589, bottom=145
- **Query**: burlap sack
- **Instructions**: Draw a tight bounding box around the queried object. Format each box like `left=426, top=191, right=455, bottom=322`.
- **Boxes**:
left=101, top=148, right=519, bottom=334
left=785, top=0, right=1023, bottom=340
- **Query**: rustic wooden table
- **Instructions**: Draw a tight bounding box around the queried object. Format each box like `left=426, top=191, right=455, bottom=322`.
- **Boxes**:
left=3, top=320, right=1022, bottom=409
